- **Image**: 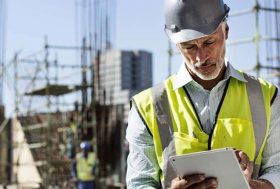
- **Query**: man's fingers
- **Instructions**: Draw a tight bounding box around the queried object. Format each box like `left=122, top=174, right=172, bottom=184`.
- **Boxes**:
left=239, top=151, right=250, bottom=171
left=243, top=161, right=254, bottom=181
left=171, top=178, right=188, bottom=189
left=234, top=150, right=241, bottom=162
left=170, top=174, right=205, bottom=188
left=191, top=178, right=218, bottom=189
left=182, top=174, right=206, bottom=187
left=170, top=177, right=189, bottom=189
left=170, top=175, right=218, bottom=189
left=234, top=150, right=250, bottom=170
left=235, top=150, right=254, bottom=181
left=240, top=163, right=247, bottom=170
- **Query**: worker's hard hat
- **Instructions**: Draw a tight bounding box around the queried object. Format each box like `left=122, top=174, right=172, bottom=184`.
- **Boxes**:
left=80, top=141, right=91, bottom=151
left=164, top=0, right=230, bottom=44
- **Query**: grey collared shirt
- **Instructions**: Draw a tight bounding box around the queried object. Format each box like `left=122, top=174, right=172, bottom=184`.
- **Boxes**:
left=126, top=62, right=280, bottom=189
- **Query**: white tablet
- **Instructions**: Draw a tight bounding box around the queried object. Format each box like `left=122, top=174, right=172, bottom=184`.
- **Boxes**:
left=169, top=148, right=250, bottom=189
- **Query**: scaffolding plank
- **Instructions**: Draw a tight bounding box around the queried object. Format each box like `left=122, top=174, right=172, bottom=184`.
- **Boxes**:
left=28, top=142, right=47, bottom=149
left=24, top=84, right=84, bottom=96
left=22, top=123, right=48, bottom=131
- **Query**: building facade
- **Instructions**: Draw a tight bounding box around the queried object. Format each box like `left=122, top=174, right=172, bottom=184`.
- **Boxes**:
left=95, top=50, right=153, bottom=122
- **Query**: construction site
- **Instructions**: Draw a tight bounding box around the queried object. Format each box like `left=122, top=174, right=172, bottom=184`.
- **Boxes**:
left=0, top=0, right=152, bottom=188
left=0, top=0, right=280, bottom=189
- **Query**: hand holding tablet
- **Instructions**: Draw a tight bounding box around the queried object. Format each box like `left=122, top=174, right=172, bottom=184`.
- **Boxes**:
left=169, top=148, right=250, bottom=189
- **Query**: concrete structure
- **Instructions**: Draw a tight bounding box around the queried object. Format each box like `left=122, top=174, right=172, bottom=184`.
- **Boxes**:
left=12, top=118, right=42, bottom=188
left=95, top=50, right=153, bottom=122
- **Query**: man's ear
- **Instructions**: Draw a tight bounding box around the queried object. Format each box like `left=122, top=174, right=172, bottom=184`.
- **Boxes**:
left=225, top=24, right=229, bottom=40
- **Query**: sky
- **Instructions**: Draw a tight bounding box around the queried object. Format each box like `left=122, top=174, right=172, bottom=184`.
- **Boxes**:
left=3, top=0, right=279, bottom=116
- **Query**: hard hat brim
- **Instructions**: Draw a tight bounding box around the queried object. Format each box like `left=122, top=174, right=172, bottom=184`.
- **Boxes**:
left=165, top=19, right=224, bottom=44
left=165, top=28, right=209, bottom=44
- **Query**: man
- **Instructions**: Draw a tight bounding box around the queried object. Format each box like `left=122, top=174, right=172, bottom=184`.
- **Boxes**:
left=126, top=0, right=280, bottom=189
left=72, top=141, right=96, bottom=189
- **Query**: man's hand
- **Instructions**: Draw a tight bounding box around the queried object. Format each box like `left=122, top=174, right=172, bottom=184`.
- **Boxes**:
left=233, top=150, right=274, bottom=189
left=249, top=179, right=275, bottom=189
left=170, top=150, right=274, bottom=189
left=170, top=175, right=218, bottom=189
left=234, top=150, right=254, bottom=182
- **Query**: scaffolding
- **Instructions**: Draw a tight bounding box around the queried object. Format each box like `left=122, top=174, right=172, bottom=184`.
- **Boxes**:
left=0, top=0, right=127, bottom=188
left=12, top=40, right=92, bottom=188
left=227, top=0, right=280, bottom=86
left=9, top=42, right=126, bottom=188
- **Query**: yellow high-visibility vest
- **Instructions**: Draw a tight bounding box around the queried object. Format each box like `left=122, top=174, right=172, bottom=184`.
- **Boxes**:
left=132, top=73, right=277, bottom=188
left=76, top=152, right=95, bottom=181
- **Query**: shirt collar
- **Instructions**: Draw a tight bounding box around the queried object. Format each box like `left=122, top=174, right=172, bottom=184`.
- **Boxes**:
left=172, top=59, right=247, bottom=90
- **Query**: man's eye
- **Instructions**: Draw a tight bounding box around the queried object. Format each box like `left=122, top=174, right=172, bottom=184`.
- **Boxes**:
left=205, top=41, right=215, bottom=45
left=182, top=45, right=195, bottom=50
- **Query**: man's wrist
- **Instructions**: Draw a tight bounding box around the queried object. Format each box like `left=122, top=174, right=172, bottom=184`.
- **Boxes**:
left=249, top=179, right=275, bottom=189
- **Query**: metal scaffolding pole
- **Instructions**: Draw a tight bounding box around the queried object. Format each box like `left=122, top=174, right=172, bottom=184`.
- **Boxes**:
left=0, top=0, right=6, bottom=106
left=275, top=1, right=280, bottom=85
left=254, top=0, right=261, bottom=77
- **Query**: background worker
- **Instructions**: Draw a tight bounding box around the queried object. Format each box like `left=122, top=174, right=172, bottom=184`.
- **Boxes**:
left=126, top=0, right=280, bottom=188
left=72, top=141, right=96, bottom=189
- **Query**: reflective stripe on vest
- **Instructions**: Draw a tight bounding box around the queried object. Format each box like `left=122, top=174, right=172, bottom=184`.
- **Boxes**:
left=152, top=83, right=176, bottom=188
left=77, top=152, right=95, bottom=181
left=243, top=74, right=267, bottom=178
left=149, top=74, right=272, bottom=187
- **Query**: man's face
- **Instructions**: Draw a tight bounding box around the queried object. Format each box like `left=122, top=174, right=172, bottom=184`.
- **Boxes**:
left=177, top=23, right=228, bottom=80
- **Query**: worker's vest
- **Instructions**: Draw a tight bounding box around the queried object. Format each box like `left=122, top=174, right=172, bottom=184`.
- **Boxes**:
left=76, top=152, right=95, bottom=181
left=70, top=122, right=77, bottom=134
left=132, top=73, right=277, bottom=188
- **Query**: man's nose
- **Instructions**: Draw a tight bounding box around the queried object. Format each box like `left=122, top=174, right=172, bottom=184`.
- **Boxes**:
left=196, top=47, right=208, bottom=63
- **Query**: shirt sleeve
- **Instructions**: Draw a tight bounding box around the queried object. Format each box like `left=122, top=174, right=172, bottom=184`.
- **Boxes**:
left=126, top=105, right=161, bottom=189
left=259, top=91, right=280, bottom=189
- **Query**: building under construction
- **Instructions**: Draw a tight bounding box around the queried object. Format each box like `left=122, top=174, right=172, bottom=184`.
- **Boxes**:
left=1, top=0, right=280, bottom=188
